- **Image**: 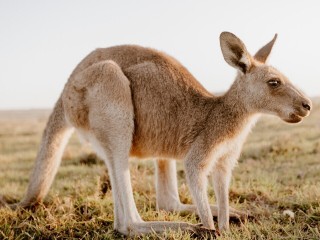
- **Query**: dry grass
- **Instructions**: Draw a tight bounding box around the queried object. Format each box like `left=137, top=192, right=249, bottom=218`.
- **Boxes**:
left=0, top=99, right=319, bottom=239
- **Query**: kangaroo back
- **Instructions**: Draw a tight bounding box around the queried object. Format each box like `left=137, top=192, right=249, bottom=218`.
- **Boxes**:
left=18, top=97, right=74, bottom=207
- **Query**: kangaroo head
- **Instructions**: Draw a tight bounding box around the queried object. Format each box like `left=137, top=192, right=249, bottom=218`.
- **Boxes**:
left=220, top=32, right=312, bottom=123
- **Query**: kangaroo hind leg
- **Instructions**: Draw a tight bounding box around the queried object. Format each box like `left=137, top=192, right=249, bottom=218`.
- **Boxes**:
left=83, top=61, right=207, bottom=236
left=78, top=60, right=140, bottom=234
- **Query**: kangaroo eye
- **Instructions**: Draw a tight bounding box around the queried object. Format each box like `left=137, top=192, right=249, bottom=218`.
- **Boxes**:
left=267, top=79, right=281, bottom=88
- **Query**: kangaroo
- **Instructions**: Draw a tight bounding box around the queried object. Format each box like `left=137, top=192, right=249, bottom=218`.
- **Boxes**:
left=13, top=32, right=311, bottom=236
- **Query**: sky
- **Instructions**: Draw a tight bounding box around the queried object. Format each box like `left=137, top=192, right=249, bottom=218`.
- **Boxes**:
left=0, top=0, right=319, bottom=109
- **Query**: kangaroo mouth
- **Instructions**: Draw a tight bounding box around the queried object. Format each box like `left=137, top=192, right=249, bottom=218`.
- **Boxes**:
left=284, top=113, right=303, bottom=123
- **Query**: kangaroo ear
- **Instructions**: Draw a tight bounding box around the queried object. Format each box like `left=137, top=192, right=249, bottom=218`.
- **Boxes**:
left=254, top=34, right=277, bottom=63
left=220, top=32, right=252, bottom=74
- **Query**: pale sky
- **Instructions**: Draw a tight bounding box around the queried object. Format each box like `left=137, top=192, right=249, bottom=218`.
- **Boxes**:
left=0, top=0, right=319, bottom=109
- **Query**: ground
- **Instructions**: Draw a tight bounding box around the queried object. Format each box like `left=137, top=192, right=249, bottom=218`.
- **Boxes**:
left=0, top=98, right=319, bottom=239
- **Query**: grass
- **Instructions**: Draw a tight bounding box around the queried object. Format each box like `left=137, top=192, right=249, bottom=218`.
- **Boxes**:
left=0, top=100, right=319, bottom=239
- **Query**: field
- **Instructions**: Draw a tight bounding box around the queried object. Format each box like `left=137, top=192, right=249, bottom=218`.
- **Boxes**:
left=0, top=99, right=319, bottom=239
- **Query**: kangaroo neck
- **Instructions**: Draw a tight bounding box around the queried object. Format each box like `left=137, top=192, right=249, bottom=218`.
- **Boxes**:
left=219, top=77, right=254, bottom=118
left=202, top=80, right=257, bottom=145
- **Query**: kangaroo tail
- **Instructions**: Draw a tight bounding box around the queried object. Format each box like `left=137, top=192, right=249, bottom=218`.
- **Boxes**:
left=17, top=97, right=74, bottom=208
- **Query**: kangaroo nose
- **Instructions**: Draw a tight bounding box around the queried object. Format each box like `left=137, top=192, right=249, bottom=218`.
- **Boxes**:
left=302, top=102, right=311, bottom=111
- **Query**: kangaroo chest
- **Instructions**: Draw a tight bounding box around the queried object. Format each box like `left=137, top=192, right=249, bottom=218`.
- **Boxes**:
left=210, top=115, right=259, bottom=169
